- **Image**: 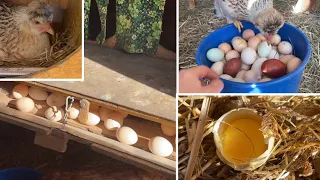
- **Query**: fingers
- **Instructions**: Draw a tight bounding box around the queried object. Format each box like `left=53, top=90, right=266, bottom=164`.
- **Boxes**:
left=191, top=66, right=220, bottom=80
left=202, top=79, right=224, bottom=93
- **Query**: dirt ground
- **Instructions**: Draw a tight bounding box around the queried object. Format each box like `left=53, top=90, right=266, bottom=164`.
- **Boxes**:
left=179, top=0, right=320, bottom=93
left=0, top=121, right=167, bottom=180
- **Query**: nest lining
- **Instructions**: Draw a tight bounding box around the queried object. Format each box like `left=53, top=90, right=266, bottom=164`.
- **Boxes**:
left=179, top=0, right=320, bottom=93
left=178, top=96, right=320, bottom=179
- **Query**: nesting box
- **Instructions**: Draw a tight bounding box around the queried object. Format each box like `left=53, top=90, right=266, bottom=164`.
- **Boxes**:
left=0, top=82, right=176, bottom=179
left=0, top=0, right=82, bottom=78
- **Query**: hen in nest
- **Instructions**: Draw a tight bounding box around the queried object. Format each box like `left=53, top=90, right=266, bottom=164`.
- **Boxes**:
left=215, top=0, right=284, bottom=41
left=0, top=0, right=54, bottom=61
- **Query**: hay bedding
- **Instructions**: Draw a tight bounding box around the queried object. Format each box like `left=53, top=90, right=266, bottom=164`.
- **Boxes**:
left=179, top=0, right=320, bottom=93
left=178, top=96, right=320, bottom=179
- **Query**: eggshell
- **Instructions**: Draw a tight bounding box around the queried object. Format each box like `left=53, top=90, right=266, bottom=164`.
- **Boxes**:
left=220, top=74, right=233, bottom=80
left=232, top=37, right=247, bottom=52
left=85, top=112, right=101, bottom=126
left=258, top=41, right=272, bottom=58
left=16, top=97, right=35, bottom=113
left=278, top=41, right=293, bottom=55
left=45, top=106, right=64, bottom=122
left=242, top=29, right=255, bottom=41
left=68, top=101, right=80, bottom=119
left=210, top=61, right=224, bottom=75
left=225, top=50, right=240, bottom=61
left=241, top=47, right=257, bottom=65
left=280, top=55, right=295, bottom=65
left=161, top=124, right=176, bottom=136
left=148, top=136, right=173, bottom=157
left=270, top=34, right=281, bottom=46
left=104, top=112, right=124, bottom=130
left=248, top=36, right=261, bottom=50
left=261, top=59, right=287, bottom=78
left=243, top=70, right=259, bottom=83
left=98, top=107, right=114, bottom=120
left=235, top=70, right=247, bottom=79
left=206, top=48, right=225, bottom=62
left=287, top=57, right=302, bottom=73
left=46, top=93, right=66, bottom=107
left=259, top=78, right=272, bottom=82
left=251, top=57, right=268, bottom=77
left=256, top=33, right=266, bottom=41
left=223, top=58, right=242, bottom=77
left=241, top=63, right=251, bottom=71
left=12, top=84, right=29, bottom=99
left=267, top=49, right=280, bottom=59
left=230, top=78, right=245, bottom=83
left=218, top=43, right=232, bottom=53
left=28, top=87, right=48, bottom=101
left=116, top=126, right=138, bottom=145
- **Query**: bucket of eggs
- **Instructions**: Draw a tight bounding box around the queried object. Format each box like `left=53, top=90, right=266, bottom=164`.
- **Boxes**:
left=0, top=168, right=43, bottom=180
left=212, top=108, right=275, bottom=171
left=196, top=21, right=311, bottom=93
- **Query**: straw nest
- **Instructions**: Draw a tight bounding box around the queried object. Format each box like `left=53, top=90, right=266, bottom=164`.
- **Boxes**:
left=179, top=0, right=320, bottom=93
left=0, top=29, right=78, bottom=68
left=178, top=96, right=320, bottom=179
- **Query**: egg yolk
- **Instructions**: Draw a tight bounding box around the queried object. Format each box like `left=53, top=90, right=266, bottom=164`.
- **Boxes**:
left=221, top=118, right=268, bottom=164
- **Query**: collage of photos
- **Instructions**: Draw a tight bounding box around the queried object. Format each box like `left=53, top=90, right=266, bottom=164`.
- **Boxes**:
left=0, top=0, right=319, bottom=180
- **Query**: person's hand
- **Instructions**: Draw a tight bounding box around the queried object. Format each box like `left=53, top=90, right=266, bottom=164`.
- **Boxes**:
left=179, top=66, right=224, bottom=93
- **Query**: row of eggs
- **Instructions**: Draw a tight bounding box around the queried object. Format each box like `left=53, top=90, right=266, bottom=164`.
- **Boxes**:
left=206, top=29, right=302, bottom=83
left=11, top=83, right=175, bottom=157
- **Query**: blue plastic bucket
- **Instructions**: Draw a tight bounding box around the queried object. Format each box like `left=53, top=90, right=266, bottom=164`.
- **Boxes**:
left=0, top=168, right=43, bottom=180
left=196, top=21, right=311, bottom=93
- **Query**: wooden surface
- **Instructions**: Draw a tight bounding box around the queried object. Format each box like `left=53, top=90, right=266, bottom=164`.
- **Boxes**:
left=0, top=105, right=176, bottom=176
left=26, top=47, right=82, bottom=79
left=29, top=44, right=176, bottom=124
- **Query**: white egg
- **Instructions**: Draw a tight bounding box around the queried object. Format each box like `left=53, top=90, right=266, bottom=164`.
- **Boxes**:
left=46, top=93, right=66, bottom=107
left=241, top=63, right=251, bottom=71
left=225, top=50, right=240, bottom=61
left=287, top=57, right=302, bottom=73
left=148, top=136, right=173, bottom=157
left=68, top=102, right=80, bottom=119
left=236, top=70, right=247, bottom=79
left=248, top=36, right=261, bottom=51
left=206, top=48, right=225, bottom=62
left=256, top=33, right=266, bottom=41
left=270, top=34, right=281, bottom=46
left=161, top=124, right=176, bottom=136
left=257, top=41, right=272, bottom=58
left=210, top=61, right=224, bottom=75
left=251, top=57, right=268, bottom=77
left=16, top=97, right=35, bottom=113
left=259, top=78, right=272, bottom=82
left=230, top=78, right=245, bottom=83
left=12, top=84, right=29, bottom=99
left=220, top=74, right=233, bottom=80
left=243, top=70, right=259, bottom=83
left=232, top=36, right=247, bottom=52
left=241, top=47, right=257, bottom=65
left=29, top=87, right=48, bottom=101
left=86, top=112, right=101, bottom=126
left=104, top=113, right=124, bottom=130
left=242, top=29, right=255, bottom=41
left=45, top=106, right=64, bottom=122
left=116, top=126, right=138, bottom=145
left=267, top=49, right=280, bottom=59
left=278, top=41, right=293, bottom=55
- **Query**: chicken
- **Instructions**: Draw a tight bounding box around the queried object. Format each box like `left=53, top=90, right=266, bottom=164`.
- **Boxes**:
left=0, top=0, right=54, bottom=61
left=215, top=0, right=285, bottom=41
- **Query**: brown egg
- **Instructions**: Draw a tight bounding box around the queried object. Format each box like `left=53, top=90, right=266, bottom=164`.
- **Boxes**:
left=248, top=36, right=261, bottom=51
left=280, top=55, right=295, bottom=65
left=223, top=58, right=242, bottom=77
left=225, top=50, right=240, bottom=61
left=46, top=93, right=66, bottom=107
left=256, top=33, right=266, bottom=41
left=287, top=57, right=302, bottom=73
left=29, top=87, right=48, bottom=101
left=242, top=29, right=255, bottom=41
left=231, top=37, right=247, bottom=52
left=218, top=43, right=232, bottom=53
left=261, top=59, right=287, bottom=78
left=12, top=84, right=29, bottom=99
left=270, top=34, right=281, bottom=46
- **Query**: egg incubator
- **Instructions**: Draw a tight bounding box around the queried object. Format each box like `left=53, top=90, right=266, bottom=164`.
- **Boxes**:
left=0, top=81, right=176, bottom=179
